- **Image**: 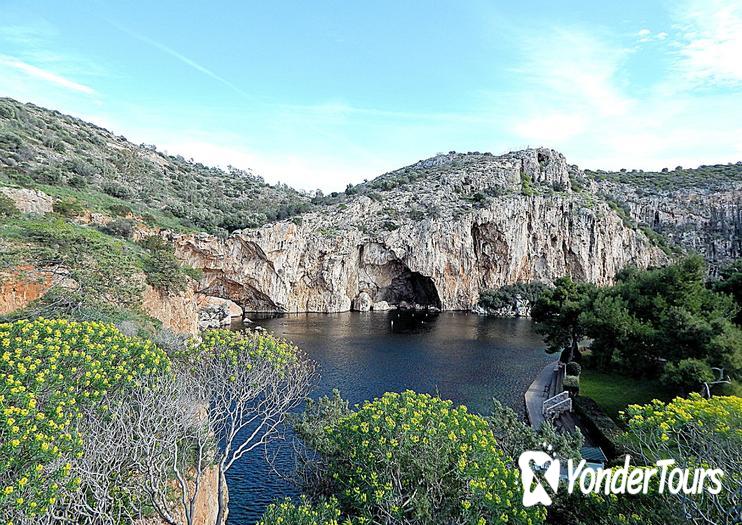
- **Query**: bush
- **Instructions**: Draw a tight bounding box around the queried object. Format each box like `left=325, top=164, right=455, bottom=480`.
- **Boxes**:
left=521, top=171, right=534, bottom=196
left=31, top=167, right=64, bottom=184
left=142, top=247, right=187, bottom=293
left=258, top=496, right=354, bottom=525
left=0, top=131, right=23, bottom=151
left=66, top=175, right=87, bottom=188
left=101, top=182, right=131, bottom=199
left=98, top=218, right=134, bottom=239
left=300, top=391, right=545, bottom=524
left=563, top=374, right=580, bottom=395
left=0, top=318, right=169, bottom=522
left=108, top=204, right=132, bottom=217
left=623, top=394, right=741, bottom=524
left=566, top=361, right=582, bottom=376
left=661, top=358, right=714, bottom=392
left=0, top=193, right=19, bottom=219
left=53, top=197, right=85, bottom=218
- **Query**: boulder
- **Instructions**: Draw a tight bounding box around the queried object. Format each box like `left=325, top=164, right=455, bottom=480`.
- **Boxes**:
left=0, top=187, right=53, bottom=214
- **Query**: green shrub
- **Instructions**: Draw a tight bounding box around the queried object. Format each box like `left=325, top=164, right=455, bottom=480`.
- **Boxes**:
left=660, top=358, right=714, bottom=392
left=105, top=204, right=131, bottom=217
left=53, top=197, right=85, bottom=218
left=137, top=235, right=198, bottom=291
left=31, top=167, right=64, bottom=185
left=0, top=131, right=23, bottom=151
left=407, top=209, right=425, bottom=221
left=66, top=175, right=87, bottom=188
left=563, top=374, right=580, bottom=395
left=301, top=391, right=544, bottom=524
left=521, top=171, right=534, bottom=196
left=258, top=496, right=354, bottom=525
left=566, top=361, right=582, bottom=376
left=0, top=193, right=19, bottom=219
left=101, top=182, right=131, bottom=199
left=180, top=265, right=202, bottom=282
left=98, top=218, right=134, bottom=239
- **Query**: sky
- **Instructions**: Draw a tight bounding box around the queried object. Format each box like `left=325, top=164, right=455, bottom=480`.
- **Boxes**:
left=0, top=0, right=740, bottom=192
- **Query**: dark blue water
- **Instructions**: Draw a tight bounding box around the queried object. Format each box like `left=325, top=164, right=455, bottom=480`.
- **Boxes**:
left=225, top=311, right=550, bottom=524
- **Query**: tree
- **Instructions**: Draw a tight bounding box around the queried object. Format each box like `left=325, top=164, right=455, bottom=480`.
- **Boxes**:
left=58, top=373, right=212, bottom=525
left=2, top=323, right=315, bottom=525
left=660, top=358, right=714, bottom=394
left=713, top=259, right=742, bottom=324
left=623, top=394, right=741, bottom=524
left=176, top=330, right=316, bottom=525
left=583, top=257, right=741, bottom=377
left=531, top=277, right=595, bottom=361
left=0, top=319, right=170, bottom=525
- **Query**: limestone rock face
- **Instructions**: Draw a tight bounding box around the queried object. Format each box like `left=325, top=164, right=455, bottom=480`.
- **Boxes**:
left=141, top=283, right=201, bottom=335
left=595, top=180, right=741, bottom=270
left=0, top=187, right=53, bottom=214
left=171, top=149, right=669, bottom=313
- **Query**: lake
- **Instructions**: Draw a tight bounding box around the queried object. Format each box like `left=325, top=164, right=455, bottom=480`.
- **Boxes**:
left=225, top=311, right=551, bottom=524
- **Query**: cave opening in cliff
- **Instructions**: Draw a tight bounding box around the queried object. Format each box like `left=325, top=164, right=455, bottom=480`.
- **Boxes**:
left=381, top=269, right=442, bottom=310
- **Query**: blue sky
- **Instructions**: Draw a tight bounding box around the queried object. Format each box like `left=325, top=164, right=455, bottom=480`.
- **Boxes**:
left=1, top=1, right=740, bottom=191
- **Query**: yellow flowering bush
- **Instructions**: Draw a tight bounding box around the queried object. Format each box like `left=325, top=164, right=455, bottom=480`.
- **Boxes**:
left=622, top=394, right=741, bottom=524
left=180, top=328, right=300, bottom=370
left=258, top=496, right=355, bottom=525
left=0, top=318, right=169, bottom=519
left=315, top=391, right=545, bottom=524
left=624, top=393, right=742, bottom=440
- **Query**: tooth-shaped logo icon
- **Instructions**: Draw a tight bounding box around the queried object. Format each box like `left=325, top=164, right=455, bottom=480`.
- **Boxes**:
left=518, top=451, right=561, bottom=507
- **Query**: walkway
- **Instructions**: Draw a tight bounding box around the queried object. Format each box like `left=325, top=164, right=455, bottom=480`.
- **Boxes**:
left=524, top=360, right=577, bottom=432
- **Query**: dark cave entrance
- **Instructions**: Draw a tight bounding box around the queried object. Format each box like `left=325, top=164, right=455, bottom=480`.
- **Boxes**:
left=380, top=269, right=442, bottom=310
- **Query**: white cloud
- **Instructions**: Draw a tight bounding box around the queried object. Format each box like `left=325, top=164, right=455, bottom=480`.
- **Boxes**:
left=0, top=54, right=96, bottom=94
left=156, top=139, right=386, bottom=192
left=513, top=29, right=633, bottom=119
left=672, top=0, right=742, bottom=84
left=506, top=22, right=742, bottom=172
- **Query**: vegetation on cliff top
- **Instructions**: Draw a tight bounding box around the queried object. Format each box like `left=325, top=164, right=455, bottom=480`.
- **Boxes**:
left=0, top=97, right=311, bottom=234
left=587, top=162, right=742, bottom=193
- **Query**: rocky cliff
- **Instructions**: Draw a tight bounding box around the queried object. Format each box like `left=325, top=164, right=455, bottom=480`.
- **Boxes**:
left=171, top=149, right=669, bottom=313
left=593, top=177, right=741, bottom=271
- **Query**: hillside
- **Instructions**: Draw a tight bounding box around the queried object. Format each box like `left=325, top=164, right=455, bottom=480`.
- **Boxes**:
left=0, top=97, right=311, bottom=234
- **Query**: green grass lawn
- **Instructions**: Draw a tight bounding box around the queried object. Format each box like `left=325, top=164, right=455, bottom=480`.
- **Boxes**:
left=579, top=369, right=674, bottom=422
